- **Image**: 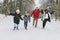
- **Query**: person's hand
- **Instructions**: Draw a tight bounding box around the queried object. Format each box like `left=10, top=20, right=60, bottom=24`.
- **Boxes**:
left=29, top=13, right=31, bottom=17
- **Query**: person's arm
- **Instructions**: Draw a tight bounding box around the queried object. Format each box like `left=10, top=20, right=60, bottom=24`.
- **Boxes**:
left=50, top=11, right=54, bottom=15
left=28, top=16, right=30, bottom=22
left=9, top=13, right=15, bottom=16
left=8, top=11, right=15, bottom=16
left=23, top=15, right=25, bottom=20
left=31, top=10, right=34, bottom=16
left=48, top=12, right=51, bottom=19
left=19, top=15, right=23, bottom=20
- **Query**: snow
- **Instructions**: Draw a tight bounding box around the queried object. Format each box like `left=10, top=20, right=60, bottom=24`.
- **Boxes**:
left=0, top=14, right=60, bottom=40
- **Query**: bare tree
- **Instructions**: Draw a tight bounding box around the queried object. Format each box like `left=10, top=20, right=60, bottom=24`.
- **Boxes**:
left=56, top=0, right=58, bottom=4
left=3, top=0, right=9, bottom=15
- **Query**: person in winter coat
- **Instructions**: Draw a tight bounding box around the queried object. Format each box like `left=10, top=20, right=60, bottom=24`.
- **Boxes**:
left=42, top=9, right=51, bottom=29
left=23, top=11, right=30, bottom=30
left=31, top=7, right=41, bottom=27
left=9, top=7, right=23, bottom=30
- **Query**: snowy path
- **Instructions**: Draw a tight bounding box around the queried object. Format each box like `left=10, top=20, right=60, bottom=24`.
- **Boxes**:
left=0, top=14, right=60, bottom=40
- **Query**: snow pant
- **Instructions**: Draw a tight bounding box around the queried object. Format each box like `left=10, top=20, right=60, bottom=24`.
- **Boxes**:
left=14, top=23, right=19, bottom=30
left=24, top=21, right=28, bottom=29
left=43, top=18, right=51, bottom=28
left=33, top=18, right=38, bottom=27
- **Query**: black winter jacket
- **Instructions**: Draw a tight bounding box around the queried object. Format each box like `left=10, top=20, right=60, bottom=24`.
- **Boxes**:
left=10, top=13, right=23, bottom=24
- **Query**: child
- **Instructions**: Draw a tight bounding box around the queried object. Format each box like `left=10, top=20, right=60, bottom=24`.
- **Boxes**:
left=9, top=7, right=23, bottom=30
left=23, top=11, right=30, bottom=30
left=42, top=9, right=51, bottom=29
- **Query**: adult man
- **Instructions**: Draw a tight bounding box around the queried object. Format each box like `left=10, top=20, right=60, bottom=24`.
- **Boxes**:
left=31, top=7, right=41, bottom=27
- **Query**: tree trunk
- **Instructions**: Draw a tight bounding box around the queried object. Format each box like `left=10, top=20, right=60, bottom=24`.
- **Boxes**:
left=56, top=0, right=58, bottom=4
left=3, top=0, right=9, bottom=16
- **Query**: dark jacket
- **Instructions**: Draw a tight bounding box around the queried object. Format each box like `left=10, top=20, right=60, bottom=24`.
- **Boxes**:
left=23, top=15, right=30, bottom=22
left=10, top=12, right=23, bottom=24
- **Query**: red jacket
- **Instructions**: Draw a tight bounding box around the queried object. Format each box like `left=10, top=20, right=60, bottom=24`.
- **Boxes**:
left=31, top=9, right=41, bottom=19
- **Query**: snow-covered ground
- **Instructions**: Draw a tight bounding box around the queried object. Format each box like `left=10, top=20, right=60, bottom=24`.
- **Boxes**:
left=0, top=14, right=60, bottom=40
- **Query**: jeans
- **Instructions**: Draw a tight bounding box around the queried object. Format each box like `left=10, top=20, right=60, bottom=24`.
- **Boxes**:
left=14, top=23, right=19, bottom=30
left=33, top=18, right=38, bottom=27
left=24, top=21, right=28, bottom=29
left=43, top=18, right=51, bottom=28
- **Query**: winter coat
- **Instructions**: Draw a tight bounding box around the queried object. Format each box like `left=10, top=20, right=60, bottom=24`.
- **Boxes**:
left=43, top=12, right=51, bottom=22
left=23, top=15, right=30, bottom=22
left=10, top=12, right=23, bottom=24
left=31, top=9, right=41, bottom=19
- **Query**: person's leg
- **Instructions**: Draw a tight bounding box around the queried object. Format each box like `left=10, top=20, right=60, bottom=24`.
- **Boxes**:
left=48, top=14, right=51, bottom=22
left=35, top=19, right=38, bottom=27
left=25, top=22, right=28, bottom=30
left=16, top=24, right=19, bottom=30
left=24, top=21, right=26, bottom=29
left=24, top=22, right=26, bottom=29
left=48, top=18, right=51, bottom=22
left=33, top=18, right=35, bottom=26
left=14, top=23, right=17, bottom=30
left=43, top=19, right=47, bottom=29
left=24, top=21, right=27, bottom=30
